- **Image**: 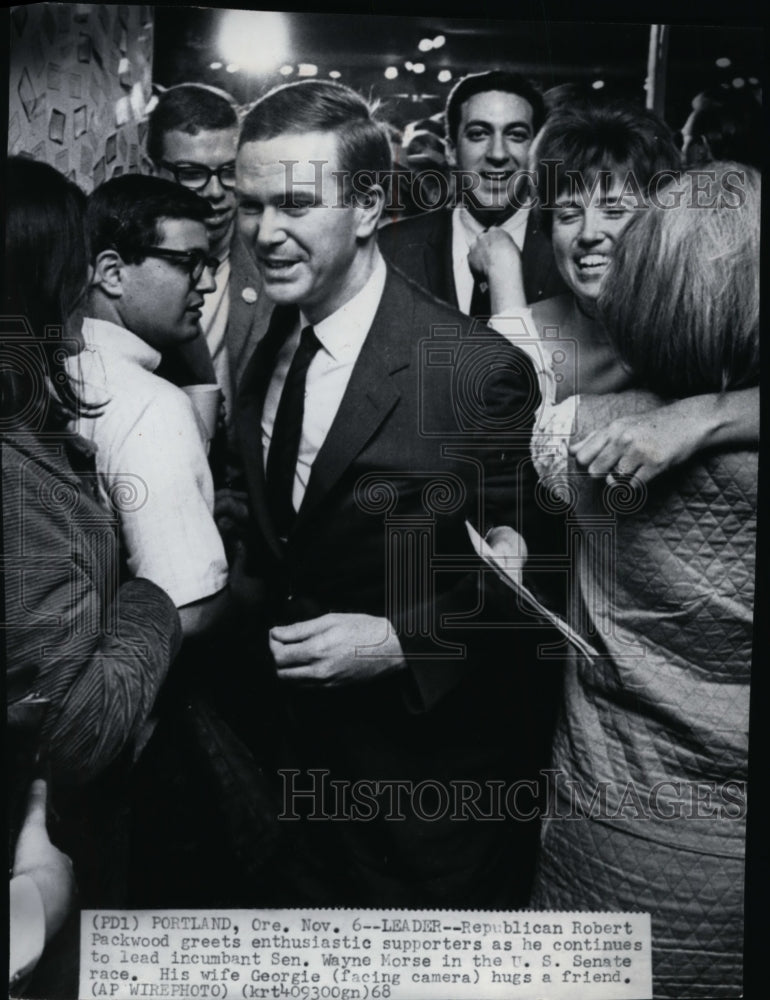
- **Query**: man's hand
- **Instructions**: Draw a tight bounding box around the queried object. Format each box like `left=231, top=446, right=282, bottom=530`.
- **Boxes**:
left=13, top=780, right=76, bottom=943
left=270, top=613, right=405, bottom=686
left=215, top=487, right=251, bottom=542
left=570, top=406, right=699, bottom=486
left=484, top=525, right=527, bottom=587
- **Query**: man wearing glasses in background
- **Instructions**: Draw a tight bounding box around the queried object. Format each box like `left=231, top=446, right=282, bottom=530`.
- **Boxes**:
left=66, top=175, right=229, bottom=638
left=147, top=84, right=273, bottom=420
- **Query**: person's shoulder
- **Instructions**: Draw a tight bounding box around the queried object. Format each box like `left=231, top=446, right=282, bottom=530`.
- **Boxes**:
left=530, top=293, right=573, bottom=330
left=378, top=207, right=450, bottom=246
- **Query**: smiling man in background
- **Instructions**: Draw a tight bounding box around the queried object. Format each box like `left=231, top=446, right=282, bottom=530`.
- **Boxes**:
left=148, top=83, right=273, bottom=416
left=379, top=69, right=565, bottom=312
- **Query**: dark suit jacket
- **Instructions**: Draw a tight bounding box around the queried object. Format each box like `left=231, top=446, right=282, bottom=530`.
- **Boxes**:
left=378, top=205, right=565, bottom=307
left=234, top=265, right=556, bottom=908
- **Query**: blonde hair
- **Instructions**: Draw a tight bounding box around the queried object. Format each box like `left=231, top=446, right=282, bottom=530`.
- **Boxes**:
left=598, top=163, right=759, bottom=397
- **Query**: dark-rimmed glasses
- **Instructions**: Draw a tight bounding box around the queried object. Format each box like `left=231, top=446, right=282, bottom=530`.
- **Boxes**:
left=140, top=247, right=219, bottom=285
left=159, top=160, right=237, bottom=191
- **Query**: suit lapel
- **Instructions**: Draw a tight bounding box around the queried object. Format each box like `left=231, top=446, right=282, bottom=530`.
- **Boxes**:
left=423, top=209, right=458, bottom=308
left=228, top=232, right=274, bottom=388
left=237, top=304, right=297, bottom=558
left=295, top=270, right=410, bottom=527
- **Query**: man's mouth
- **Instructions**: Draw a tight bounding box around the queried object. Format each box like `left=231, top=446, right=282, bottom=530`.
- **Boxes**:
left=480, top=170, right=513, bottom=185
left=259, top=257, right=301, bottom=276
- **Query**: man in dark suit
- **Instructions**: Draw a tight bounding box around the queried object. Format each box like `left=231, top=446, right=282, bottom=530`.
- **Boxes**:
left=233, top=79, right=550, bottom=908
left=378, top=70, right=565, bottom=310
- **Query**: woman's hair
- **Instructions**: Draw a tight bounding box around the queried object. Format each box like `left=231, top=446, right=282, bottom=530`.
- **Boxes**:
left=533, top=99, right=681, bottom=232
left=598, top=163, right=759, bottom=397
left=3, top=157, right=91, bottom=429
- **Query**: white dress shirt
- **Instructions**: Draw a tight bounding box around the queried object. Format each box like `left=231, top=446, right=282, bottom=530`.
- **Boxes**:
left=199, top=253, right=234, bottom=419
left=261, top=254, right=388, bottom=514
left=451, top=203, right=531, bottom=314
left=66, top=318, right=228, bottom=608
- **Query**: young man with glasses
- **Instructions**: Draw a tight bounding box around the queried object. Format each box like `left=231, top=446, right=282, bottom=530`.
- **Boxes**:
left=147, top=84, right=273, bottom=415
left=66, top=175, right=228, bottom=638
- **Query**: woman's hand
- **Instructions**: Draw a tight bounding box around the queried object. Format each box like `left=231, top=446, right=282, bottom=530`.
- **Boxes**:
left=468, top=229, right=527, bottom=313
left=570, top=389, right=759, bottom=486
left=570, top=406, right=700, bottom=485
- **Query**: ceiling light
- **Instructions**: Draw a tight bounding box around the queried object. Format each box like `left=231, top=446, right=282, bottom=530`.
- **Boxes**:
left=412, top=62, right=425, bottom=74
left=715, top=57, right=731, bottom=68
left=298, top=64, right=318, bottom=77
left=210, top=61, right=222, bottom=70
left=225, top=64, right=239, bottom=74
left=405, top=61, right=413, bottom=71
left=418, top=39, right=433, bottom=52
left=732, top=77, right=745, bottom=88
left=279, top=64, right=293, bottom=76
left=592, top=80, right=605, bottom=90
left=433, top=35, right=446, bottom=48
left=329, top=70, right=341, bottom=79
left=437, top=69, right=451, bottom=83
left=219, top=11, right=289, bottom=75
left=385, top=66, right=399, bottom=80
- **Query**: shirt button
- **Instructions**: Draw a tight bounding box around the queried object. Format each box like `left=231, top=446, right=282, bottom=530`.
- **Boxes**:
left=241, top=286, right=258, bottom=304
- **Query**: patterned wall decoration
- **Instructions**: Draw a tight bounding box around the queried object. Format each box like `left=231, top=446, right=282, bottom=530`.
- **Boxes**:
left=7, top=3, right=155, bottom=193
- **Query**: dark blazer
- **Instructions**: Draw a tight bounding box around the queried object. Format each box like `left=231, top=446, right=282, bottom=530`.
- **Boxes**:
left=378, top=205, right=565, bottom=307
left=234, top=265, right=553, bottom=908
left=227, top=228, right=274, bottom=391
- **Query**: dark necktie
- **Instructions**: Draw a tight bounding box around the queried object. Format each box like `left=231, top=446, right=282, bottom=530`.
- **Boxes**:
left=469, top=274, right=491, bottom=319
left=266, top=324, right=322, bottom=537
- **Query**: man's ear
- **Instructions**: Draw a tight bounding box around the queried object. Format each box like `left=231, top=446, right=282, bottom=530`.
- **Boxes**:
left=354, top=184, right=386, bottom=239
left=91, top=249, right=125, bottom=298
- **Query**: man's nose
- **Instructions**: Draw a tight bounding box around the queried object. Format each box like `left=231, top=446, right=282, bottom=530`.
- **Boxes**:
left=201, top=173, right=226, bottom=202
left=486, top=131, right=509, bottom=164
left=196, top=263, right=217, bottom=294
left=256, top=206, right=286, bottom=247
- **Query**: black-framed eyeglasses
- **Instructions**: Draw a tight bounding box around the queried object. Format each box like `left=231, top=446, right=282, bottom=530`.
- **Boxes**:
left=159, top=160, right=237, bottom=191
left=140, top=247, right=219, bottom=284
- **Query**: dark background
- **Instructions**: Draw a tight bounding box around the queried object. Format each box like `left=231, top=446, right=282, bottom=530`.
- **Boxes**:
left=153, top=4, right=764, bottom=133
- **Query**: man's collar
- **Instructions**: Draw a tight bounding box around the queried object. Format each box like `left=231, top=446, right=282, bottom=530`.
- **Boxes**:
left=80, top=316, right=162, bottom=372
left=301, top=253, right=387, bottom=363
left=455, top=203, right=531, bottom=241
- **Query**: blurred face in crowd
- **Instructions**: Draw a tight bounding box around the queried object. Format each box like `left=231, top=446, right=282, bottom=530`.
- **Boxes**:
left=120, top=217, right=216, bottom=350
left=450, top=90, right=535, bottom=221
left=236, top=130, right=382, bottom=324
left=550, top=174, right=641, bottom=313
left=158, top=127, right=239, bottom=258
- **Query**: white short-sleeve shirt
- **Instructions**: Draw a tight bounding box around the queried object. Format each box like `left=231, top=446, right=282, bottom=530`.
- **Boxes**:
left=67, top=318, right=228, bottom=608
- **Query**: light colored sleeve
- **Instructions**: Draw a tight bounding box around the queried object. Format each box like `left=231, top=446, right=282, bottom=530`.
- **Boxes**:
left=102, top=389, right=228, bottom=607
left=489, top=309, right=575, bottom=481
left=9, top=875, right=46, bottom=989
left=489, top=307, right=552, bottom=401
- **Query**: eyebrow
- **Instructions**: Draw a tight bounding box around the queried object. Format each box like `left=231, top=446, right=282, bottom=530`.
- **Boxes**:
left=463, top=118, right=532, bottom=131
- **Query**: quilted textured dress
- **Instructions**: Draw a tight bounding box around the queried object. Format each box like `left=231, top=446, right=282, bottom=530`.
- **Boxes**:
left=529, top=391, right=755, bottom=999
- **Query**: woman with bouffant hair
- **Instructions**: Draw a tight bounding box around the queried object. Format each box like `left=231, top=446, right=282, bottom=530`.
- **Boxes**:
left=528, top=164, right=758, bottom=999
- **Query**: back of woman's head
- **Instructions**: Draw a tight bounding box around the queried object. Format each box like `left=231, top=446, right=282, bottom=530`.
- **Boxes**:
left=3, top=157, right=89, bottom=428
left=598, top=163, right=759, bottom=397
